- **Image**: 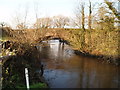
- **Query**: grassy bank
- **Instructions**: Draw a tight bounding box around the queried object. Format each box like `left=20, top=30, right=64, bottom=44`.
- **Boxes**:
left=62, top=29, right=119, bottom=65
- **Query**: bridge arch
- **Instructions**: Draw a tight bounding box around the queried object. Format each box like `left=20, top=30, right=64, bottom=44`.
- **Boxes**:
left=39, top=35, right=69, bottom=45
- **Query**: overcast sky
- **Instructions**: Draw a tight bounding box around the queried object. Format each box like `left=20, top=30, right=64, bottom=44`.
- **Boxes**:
left=0, top=0, right=118, bottom=27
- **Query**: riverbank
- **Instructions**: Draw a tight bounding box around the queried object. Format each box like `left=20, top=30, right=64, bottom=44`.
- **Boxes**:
left=1, top=27, right=119, bottom=65
left=1, top=42, right=48, bottom=89
left=73, top=49, right=120, bottom=66
left=62, top=29, right=120, bottom=66
left=53, top=36, right=120, bottom=66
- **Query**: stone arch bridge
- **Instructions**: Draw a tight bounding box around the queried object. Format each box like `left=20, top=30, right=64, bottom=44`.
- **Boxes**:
left=10, top=28, right=73, bottom=42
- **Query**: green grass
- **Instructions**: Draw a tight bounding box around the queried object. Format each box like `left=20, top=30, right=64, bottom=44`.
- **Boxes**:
left=16, top=83, right=48, bottom=89
left=30, top=83, right=47, bottom=88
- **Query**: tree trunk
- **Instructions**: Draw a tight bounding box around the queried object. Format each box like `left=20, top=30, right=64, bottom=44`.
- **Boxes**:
left=81, top=4, right=85, bottom=30
left=88, top=0, right=92, bottom=30
left=81, top=4, right=85, bottom=50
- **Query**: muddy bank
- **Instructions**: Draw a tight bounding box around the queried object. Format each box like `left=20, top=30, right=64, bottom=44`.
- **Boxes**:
left=2, top=43, right=48, bottom=89
left=74, top=50, right=120, bottom=66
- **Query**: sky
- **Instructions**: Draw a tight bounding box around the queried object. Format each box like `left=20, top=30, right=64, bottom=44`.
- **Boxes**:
left=0, top=0, right=118, bottom=28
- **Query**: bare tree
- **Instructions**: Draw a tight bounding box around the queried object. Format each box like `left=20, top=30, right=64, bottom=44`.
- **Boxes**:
left=34, top=2, right=40, bottom=29
left=74, top=1, right=86, bottom=50
left=23, top=5, right=29, bottom=28
left=34, top=17, right=52, bottom=28
left=16, top=23, right=27, bottom=30
left=88, top=0, right=92, bottom=30
left=88, top=0, right=98, bottom=30
left=81, top=3, right=85, bottom=30
left=74, top=1, right=85, bottom=30
left=14, top=5, right=29, bottom=30
left=52, top=15, right=69, bottom=28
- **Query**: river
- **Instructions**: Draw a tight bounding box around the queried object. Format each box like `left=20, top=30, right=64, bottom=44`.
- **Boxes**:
left=36, top=40, right=120, bottom=88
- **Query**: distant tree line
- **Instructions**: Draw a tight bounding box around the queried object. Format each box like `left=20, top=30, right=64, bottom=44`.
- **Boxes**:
left=1, top=0, right=119, bottom=31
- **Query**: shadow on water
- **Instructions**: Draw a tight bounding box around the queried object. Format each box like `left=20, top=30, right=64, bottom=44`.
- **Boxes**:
left=37, top=40, right=120, bottom=88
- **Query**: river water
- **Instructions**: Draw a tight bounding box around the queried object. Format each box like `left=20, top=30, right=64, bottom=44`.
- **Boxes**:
left=37, top=40, right=120, bottom=88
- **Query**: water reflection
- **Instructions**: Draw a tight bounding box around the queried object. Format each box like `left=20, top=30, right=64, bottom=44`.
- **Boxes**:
left=38, top=40, right=120, bottom=88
